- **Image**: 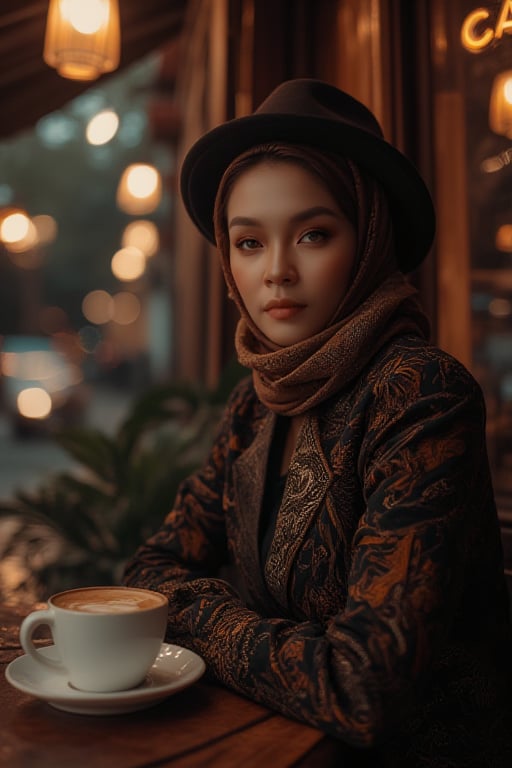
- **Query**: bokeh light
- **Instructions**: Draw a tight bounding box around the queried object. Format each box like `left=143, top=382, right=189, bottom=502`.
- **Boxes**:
left=116, top=163, right=162, bottom=214
left=121, top=219, right=159, bottom=257
left=1, top=212, right=31, bottom=243
left=86, top=109, right=120, bottom=145
left=489, top=298, right=512, bottom=318
left=32, top=214, right=58, bottom=245
left=111, top=246, right=146, bottom=281
left=17, top=387, right=53, bottom=419
left=112, top=291, right=141, bottom=324
left=82, top=289, right=114, bottom=324
left=1, top=212, right=39, bottom=254
left=496, top=224, right=512, bottom=252
left=129, top=165, right=158, bottom=197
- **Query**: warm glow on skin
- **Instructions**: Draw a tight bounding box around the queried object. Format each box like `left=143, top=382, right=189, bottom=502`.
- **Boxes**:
left=228, top=161, right=357, bottom=347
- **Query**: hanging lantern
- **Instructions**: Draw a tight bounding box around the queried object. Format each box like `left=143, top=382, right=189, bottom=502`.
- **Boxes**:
left=489, top=70, right=512, bottom=138
left=43, top=0, right=121, bottom=82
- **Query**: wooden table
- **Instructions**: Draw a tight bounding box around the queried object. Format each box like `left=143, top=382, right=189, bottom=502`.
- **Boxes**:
left=0, top=603, right=346, bottom=767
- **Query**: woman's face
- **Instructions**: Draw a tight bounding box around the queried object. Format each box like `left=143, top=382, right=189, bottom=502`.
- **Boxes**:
left=227, top=160, right=357, bottom=346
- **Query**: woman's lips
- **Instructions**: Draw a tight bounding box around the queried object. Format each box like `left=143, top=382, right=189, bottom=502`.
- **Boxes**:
left=264, top=299, right=305, bottom=320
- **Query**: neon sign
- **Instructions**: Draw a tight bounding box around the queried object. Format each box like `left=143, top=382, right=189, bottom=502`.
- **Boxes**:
left=461, top=0, right=512, bottom=52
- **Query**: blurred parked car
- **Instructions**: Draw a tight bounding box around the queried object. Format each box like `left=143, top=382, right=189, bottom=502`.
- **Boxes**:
left=0, top=335, right=88, bottom=437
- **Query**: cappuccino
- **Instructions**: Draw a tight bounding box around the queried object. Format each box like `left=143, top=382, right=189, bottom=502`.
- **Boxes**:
left=53, top=587, right=165, bottom=614
left=20, top=585, right=168, bottom=692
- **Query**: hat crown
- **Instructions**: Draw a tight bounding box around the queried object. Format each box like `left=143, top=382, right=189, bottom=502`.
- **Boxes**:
left=255, top=79, right=384, bottom=141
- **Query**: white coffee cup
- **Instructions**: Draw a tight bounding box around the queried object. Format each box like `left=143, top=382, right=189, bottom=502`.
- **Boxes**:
left=19, top=586, right=168, bottom=693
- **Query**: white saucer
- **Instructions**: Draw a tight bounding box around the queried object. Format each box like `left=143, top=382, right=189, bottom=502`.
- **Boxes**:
left=5, top=643, right=205, bottom=715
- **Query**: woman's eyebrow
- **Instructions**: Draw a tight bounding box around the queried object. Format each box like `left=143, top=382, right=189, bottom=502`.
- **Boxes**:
left=228, top=206, right=340, bottom=230
left=290, top=206, right=340, bottom=223
left=228, top=216, right=259, bottom=229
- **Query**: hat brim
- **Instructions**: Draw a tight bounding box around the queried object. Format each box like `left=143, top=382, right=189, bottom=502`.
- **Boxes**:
left=180, top=112, right=435, bottom=273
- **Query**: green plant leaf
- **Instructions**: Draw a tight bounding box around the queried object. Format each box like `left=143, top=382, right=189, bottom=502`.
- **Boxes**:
left=54, top=429, right=119, bottom=485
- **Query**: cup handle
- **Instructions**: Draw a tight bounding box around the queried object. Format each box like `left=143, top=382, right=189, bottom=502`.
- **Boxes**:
left=19, top=609, right=66, bottom=672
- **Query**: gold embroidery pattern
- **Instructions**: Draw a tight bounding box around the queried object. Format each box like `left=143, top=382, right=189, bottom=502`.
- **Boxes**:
left=266, top=417, right=332, bottom=607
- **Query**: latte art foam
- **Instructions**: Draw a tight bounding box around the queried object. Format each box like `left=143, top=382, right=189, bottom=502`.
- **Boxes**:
left=53, top=588, right=165, bottom=614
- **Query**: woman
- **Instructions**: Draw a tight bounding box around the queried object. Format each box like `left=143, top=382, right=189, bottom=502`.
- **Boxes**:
left=123, top=80, right=512, bottom=766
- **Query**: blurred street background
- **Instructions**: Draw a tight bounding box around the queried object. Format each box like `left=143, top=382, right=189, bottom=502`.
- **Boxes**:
left=0, top=386, right=130, bottom=499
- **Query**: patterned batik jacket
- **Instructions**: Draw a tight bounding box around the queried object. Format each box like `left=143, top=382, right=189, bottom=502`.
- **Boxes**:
left=123, top=334, right=512, bottom=767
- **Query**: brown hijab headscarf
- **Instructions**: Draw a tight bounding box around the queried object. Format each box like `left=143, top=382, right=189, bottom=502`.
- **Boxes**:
left=213, top=143, right=430, bottom=416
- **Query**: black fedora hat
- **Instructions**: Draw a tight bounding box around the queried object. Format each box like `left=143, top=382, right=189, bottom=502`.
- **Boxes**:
left=180, top=78, right=435, bottom=272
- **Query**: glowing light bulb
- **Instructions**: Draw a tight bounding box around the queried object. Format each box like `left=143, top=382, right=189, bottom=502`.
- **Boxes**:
left=62, top=0, right=109, bottom=35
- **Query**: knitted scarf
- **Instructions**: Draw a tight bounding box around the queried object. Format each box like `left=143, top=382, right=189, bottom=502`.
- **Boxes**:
left=214, top=145, right=430, bottom=416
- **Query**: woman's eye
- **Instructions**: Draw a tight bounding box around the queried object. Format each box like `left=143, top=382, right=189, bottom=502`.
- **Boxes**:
left=299, top=229, right=328, bottom=244
left=235, top=237, right=261, bottom=250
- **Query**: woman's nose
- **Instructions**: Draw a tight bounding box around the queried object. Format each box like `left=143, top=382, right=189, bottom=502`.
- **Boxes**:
left=263, top=244, right=297, bottom=285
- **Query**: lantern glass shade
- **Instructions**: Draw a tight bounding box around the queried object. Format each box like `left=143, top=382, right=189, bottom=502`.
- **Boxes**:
left=489, top=70, right=512, bottom=138
left=43, top=0, right=121, bottom=81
